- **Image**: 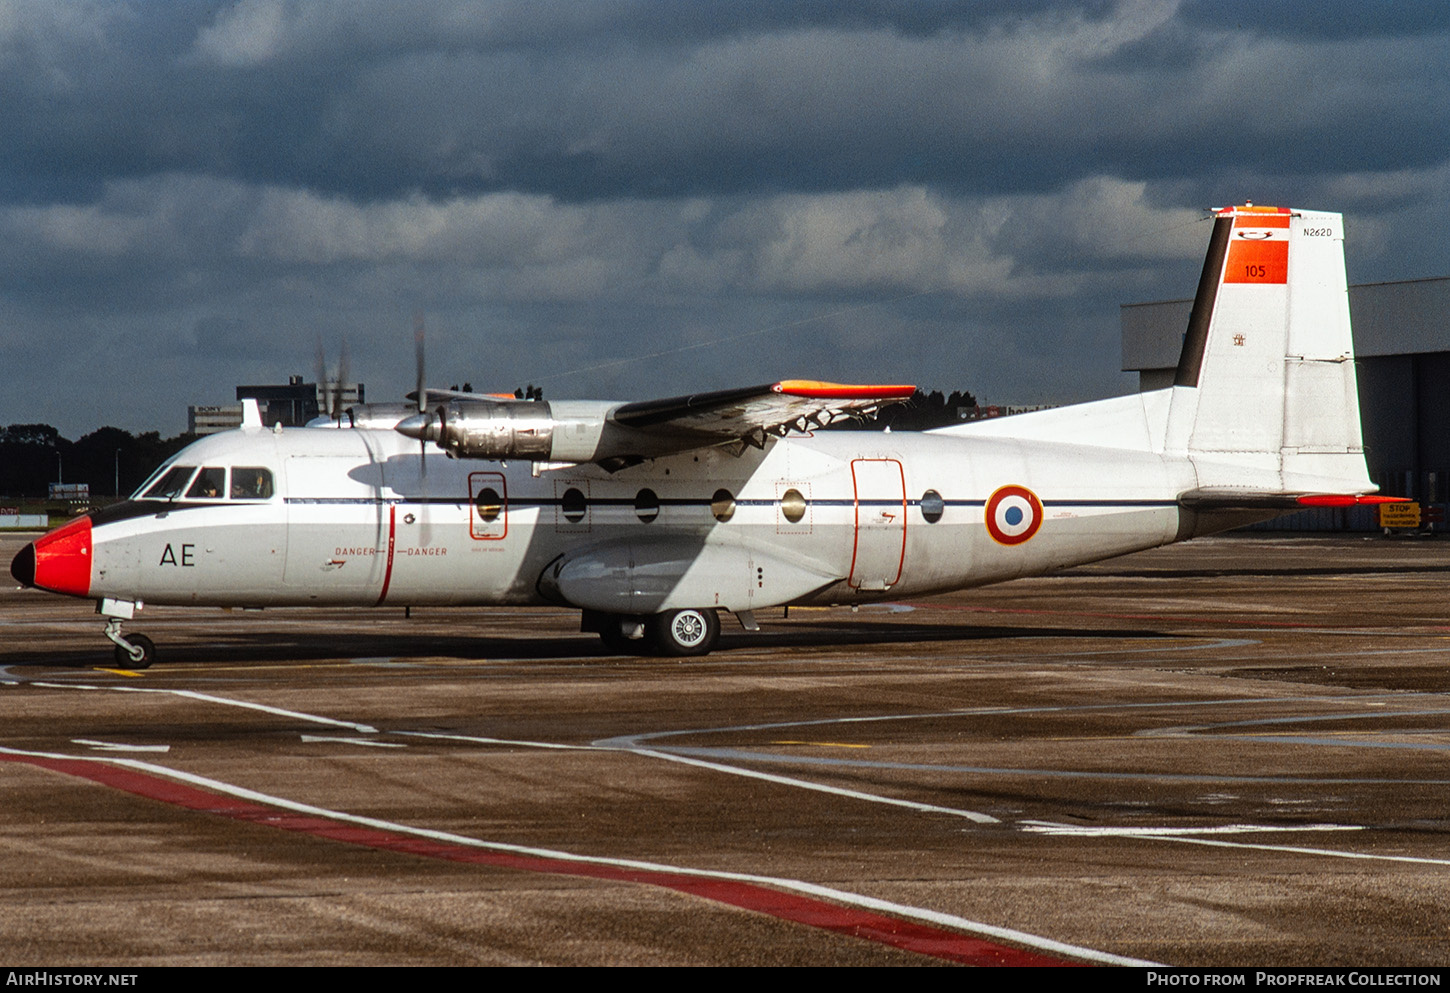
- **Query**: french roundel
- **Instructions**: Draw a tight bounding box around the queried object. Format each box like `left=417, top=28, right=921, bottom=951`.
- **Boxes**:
left=985, top=485, right=1043, bottom=546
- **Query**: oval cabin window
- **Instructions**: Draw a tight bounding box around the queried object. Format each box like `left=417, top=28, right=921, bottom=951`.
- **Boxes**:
left=920, top=489, right=945, bottom=523
left=476, top=487, right=502, bottom=522
left=711, top=489, right=736, bottom=523
left=561, top=487, right=587, bottom=523
left=780, top=488, right=807, bottom=524
left=635, top=488, right=660, bottom=523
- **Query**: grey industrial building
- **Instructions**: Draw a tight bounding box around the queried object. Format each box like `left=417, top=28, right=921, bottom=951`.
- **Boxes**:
left=187, top=375, right=365, bottom=434
left=1121, top=275, right=1450, bottom=528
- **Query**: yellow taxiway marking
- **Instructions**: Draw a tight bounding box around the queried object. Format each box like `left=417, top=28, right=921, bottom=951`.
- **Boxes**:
left=772, top=740, right=872, bottom=749
left=95, top=668, right=145, bottom=677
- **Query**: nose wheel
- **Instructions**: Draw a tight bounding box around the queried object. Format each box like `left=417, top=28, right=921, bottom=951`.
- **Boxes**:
left=102, top=618, right=156, bottom=670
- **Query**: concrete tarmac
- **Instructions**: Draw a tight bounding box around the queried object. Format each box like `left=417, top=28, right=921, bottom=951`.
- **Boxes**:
left=3, top=532, right=1450, bottom=966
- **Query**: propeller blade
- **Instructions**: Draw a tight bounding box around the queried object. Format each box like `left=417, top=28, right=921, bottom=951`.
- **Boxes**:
left=334, top=339, right=351, bottom=421
left=412, top=311, right=430, bottom=494
left=315, top=336, right=331, bottom=423
left=413, top=311, right=426, bottom=416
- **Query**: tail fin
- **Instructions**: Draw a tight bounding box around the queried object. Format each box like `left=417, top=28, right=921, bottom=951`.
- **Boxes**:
left=1169, top=204, right=1372, bottom=493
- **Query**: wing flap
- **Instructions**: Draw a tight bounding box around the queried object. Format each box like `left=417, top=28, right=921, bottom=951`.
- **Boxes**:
left=611, top=380, right=916, bottom=451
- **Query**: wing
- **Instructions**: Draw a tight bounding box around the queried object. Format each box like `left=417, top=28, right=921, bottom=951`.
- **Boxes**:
left=397, top=379, right=917, bottom=469
left=610, top=380, right=917, bottom=457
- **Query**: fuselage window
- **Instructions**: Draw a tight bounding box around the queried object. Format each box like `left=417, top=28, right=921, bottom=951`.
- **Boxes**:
left=780, top=488, right=807, bottom=524
left=144, top=466, right=197, bottom=500
left=920, top=489, right=945, bottom=523
left=231, top=467, right=274, bottom=500
left=561, top=487, right=587, bottom=523
left=635, top=488, right=660, bottom=523
left=476, top=487, right=502, bottom=522
left=186, top=467, right=227, bottom=499
left=711, top=489, right=736, bottom=522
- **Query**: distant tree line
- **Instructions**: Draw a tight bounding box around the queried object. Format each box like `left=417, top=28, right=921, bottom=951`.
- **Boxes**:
left=0, top=424, right=192, bottom=500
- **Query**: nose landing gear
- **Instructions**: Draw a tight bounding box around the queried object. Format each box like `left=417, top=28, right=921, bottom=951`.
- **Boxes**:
left=102, top=618, right=155, bottom=669
left=98, top=599, right=155, bottom=669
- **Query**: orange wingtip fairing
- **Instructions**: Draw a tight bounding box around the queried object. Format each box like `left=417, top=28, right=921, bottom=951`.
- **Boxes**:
left=1296, top=494, right=1409, bottom=507
left=773, top=380, right=917, bottom=400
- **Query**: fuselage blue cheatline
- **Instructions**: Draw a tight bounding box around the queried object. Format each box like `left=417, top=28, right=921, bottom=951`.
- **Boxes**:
left=11, top=205, right=1397, bottom=665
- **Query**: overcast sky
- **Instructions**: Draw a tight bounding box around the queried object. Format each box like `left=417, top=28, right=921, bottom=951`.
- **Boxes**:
left=2, top=0, right=1447, bottom=437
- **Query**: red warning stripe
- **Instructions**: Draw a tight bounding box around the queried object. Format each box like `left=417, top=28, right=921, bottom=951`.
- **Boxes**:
left=2, top=752, right=1085, bottom=967
left=375, top=504, right=397, bottom=606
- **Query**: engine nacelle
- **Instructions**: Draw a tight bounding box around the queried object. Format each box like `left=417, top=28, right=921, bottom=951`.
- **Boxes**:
left=396, top=400, right=617, bottom=462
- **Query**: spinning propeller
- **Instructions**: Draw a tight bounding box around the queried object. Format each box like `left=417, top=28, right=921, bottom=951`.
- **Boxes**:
left=314, top=337, right=352, bottom=424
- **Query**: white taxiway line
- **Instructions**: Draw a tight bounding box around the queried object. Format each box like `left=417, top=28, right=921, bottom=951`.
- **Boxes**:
left=1147, top=835, right=1450, bottom=868
left=1021, top=821, right=1362, bottom=837
left=0, top=744, right=1154, bottom=968
left=71, top=739, right=171, bottom=753
left=399, top=730, right=1001, bottom=823
left=27, top=680, right=378, bottom=733
left=298, top=735, right=406, bottom=748
left=632, top=746, right=1001, bottom=824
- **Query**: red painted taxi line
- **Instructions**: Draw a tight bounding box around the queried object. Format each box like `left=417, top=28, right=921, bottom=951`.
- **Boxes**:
left=3, top=752, right=1080, bottom=967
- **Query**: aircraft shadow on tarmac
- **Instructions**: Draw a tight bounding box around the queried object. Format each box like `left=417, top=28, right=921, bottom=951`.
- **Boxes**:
left=0, top=620, right=1169, bottom=669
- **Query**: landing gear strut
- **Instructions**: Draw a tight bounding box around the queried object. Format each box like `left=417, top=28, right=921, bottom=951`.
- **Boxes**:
left=103, top=618, right=155, bottom=669
left=98, top=599, right=155, bottom=669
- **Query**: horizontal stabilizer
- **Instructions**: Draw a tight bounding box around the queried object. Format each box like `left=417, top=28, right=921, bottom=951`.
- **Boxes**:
left=1179, top=488, right=1407, bottom=511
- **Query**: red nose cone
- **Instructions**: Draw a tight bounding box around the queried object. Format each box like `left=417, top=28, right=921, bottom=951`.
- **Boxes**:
left=30, top=516, right=93, bottom=597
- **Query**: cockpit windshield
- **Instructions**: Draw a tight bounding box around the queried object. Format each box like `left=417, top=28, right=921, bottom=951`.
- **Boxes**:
left=185, top=467, right=227, bottom=499
left=230, top=467, right=274, bottom=500
left=142, top=465, right=197, bottom=500
left=132, top=464, right=276, bottom=501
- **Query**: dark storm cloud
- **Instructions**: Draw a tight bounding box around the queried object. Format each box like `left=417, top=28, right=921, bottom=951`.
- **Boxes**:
left=6, top=0, right=1439, bottom=205
left=1177, top=0, right=1450, bottom=40
left=0, top=1, right=1447, bottom=437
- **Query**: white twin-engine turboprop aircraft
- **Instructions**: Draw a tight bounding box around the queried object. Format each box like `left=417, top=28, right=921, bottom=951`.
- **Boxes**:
left=12, top=205, right=1398, bottom=667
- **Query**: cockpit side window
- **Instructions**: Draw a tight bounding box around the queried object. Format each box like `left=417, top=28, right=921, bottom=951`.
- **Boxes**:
left=231, top=467, right=274, bottom=500
left=186, top=467, right=227, bottom=499
left=143, top=466, right=197, bottom=500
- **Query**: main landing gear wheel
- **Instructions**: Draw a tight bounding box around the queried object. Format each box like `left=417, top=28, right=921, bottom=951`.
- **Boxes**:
left=113, top=633, right=156, bottom=670
left=648, top=608, right=720, bottom=657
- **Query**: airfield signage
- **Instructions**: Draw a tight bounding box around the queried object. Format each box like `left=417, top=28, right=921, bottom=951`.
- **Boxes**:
left=1378, top=502, right=1421, bottom=529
